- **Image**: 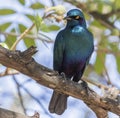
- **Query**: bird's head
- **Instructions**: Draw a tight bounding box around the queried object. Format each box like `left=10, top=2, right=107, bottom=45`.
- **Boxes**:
left=64, top=9, right=86, bottom=28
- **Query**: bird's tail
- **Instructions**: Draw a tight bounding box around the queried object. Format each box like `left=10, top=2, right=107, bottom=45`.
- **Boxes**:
left=49, top=91, right=68, bottom=115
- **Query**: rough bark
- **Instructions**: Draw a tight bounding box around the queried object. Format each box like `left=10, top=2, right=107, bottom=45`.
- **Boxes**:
left=0, top=45, right=120, bottom=118
left=0, top=108, right=39, bottom=118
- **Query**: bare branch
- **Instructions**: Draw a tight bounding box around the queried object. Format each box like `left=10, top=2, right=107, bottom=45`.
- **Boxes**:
left=0, top=108, right=39, bottom=118
left=88, top=105, right=108, bottom=118
left=0, top=45, right=120, bottom=116
left=105, top=9, right=120, bottom=18
left=13, top=75, right=26, bottom=114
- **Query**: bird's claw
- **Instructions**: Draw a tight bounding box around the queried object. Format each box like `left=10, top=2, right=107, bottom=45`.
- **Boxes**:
left=31, top=112, right=39, bottom=118
left=81, top=81, right=88, bottom=88
left=60, top=72, right=66, bottom=79
left=81, top=81, right=91, bottom=95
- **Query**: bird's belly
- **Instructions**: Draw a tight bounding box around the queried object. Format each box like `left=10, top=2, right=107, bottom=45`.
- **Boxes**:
left=62, top=55, right=86, bottom=78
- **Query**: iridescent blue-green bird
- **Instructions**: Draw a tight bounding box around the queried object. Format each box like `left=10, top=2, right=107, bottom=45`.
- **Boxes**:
left=49, top=9, right=94, bottom=115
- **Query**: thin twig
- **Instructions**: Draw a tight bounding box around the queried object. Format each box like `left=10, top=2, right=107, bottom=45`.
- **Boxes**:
left=82, top=76, right=110, bottom=91
left=0, top=70, right=19, bottom=77
left=51, top=0, right=55, bottom=6
left=99, top=51, right=112, bottom=85
left=11, top=23, right=35, bottom=50
left=105, top=9, right=120, bottom=18
left=12, top=75, right=26, bottom=114
left=97, top=46, right=120, bottom=56
left=18, top=81, right=54, bottom=118
left=0, top=31, right=53, bottom=43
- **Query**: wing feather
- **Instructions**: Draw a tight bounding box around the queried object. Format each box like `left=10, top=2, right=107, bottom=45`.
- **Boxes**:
left=53, top=31, right=65, bottom=73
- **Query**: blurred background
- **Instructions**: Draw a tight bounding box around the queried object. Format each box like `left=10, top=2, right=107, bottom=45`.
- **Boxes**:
left=0, top=0, right=120, bottom=118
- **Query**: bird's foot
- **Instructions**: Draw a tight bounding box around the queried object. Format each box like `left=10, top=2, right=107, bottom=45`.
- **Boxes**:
left=60, top=72, right=66, bottom=80
left=81, top=81, right=88, bottom=89
left=31, top=112, right=39, bottom=118
left=81, top=81, right=91, bottom=95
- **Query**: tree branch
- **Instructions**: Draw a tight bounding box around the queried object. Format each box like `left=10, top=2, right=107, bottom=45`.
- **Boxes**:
left=105, top=9, right=120, bottom=18
left=0, top=45, right=120, bottom=117
left=0, top=108, right=39, bottom=118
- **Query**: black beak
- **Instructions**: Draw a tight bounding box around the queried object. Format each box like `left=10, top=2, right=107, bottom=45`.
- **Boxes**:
left=63, top=16, right=71, bottom=20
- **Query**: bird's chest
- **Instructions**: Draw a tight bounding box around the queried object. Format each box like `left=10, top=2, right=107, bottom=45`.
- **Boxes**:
left=63, top=26, right=93, bottom=63
left=64, top=41, right=90, bottom=63
left=63, top=29, right=92, bottom=63
left=65, top=36, right=90, bottom=57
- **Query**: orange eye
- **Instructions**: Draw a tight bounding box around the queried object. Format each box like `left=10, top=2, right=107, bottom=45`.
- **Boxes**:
left=75, top=16, right=80, bottom=19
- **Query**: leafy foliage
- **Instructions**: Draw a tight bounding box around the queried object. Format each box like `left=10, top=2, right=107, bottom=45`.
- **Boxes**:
left=24, top=38, right=36, bottom=47
left=0, top=0, right=120, bottom=77
left=0, top=9, right=15, bottom=15
left=30, top=2, right=44, bottom=9
left=0, top=1, right=60, bottom=49
left=18, top=0, right=25, bottom=5
left=0, top=23, right=11, bottom=31
left=94, top=52, right=105, bottom=74
left=116, top=56, right=120, bottom=72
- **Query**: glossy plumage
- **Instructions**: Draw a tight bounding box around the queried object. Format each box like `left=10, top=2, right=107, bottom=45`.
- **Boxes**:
left=49, top=9, right=94, bottom=115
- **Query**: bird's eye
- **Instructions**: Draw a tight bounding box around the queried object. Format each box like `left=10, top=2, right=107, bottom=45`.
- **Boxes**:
left=75, top=16, right=80, bottom=20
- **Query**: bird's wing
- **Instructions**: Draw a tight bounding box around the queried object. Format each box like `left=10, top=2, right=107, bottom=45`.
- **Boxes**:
left=86, top=31, right=94, bottom=65
left=53, top=30, right=65, bottom=72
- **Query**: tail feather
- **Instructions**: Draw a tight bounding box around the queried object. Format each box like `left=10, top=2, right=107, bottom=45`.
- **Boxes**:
left=49, top=91, right=68, bottom=115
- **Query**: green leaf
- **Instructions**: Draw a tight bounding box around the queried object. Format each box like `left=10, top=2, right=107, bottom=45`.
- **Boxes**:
left=91, top=20, right=106, bottom=29
left=18, top=24, right=36, bottom=47
left=34, top=14, right=60, bottom=32
left=26, top=14, right=35, bottom=21
left=0, top=22, right=11, bottom=31
left=34, top=14, right=43, bottom=32
left=19, top=24, right=27, bottom=33
left=99, top=35, right=109, bottom=48
left=19, top=0, right=25, bottom=5
left=40, top=23, right=50, bottom=32
left=30, top=2, right=44, bottom=9
left=0, top=9, right=15, bottom=15
left=5, top=31, right=16, bottom=48
left=109, top=43, right=118, bottom=52
left=94, top=52, right=105, bottom=74
left=4, top=29, right=17, bottom=48
left=111, top=29, right=120, bottom=36
left=115, top=0, right=120, bottom=9
left=40, top=24, right=60, bottom=32
left=97, top=2, right=103, bottom=13
left=0, top=42, right=9, bottom=49
left=116, top=56, right=120, bottom=72
left=24, top=38, right=36, bottom=48
left=48, top=25, right=60, bottom=31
